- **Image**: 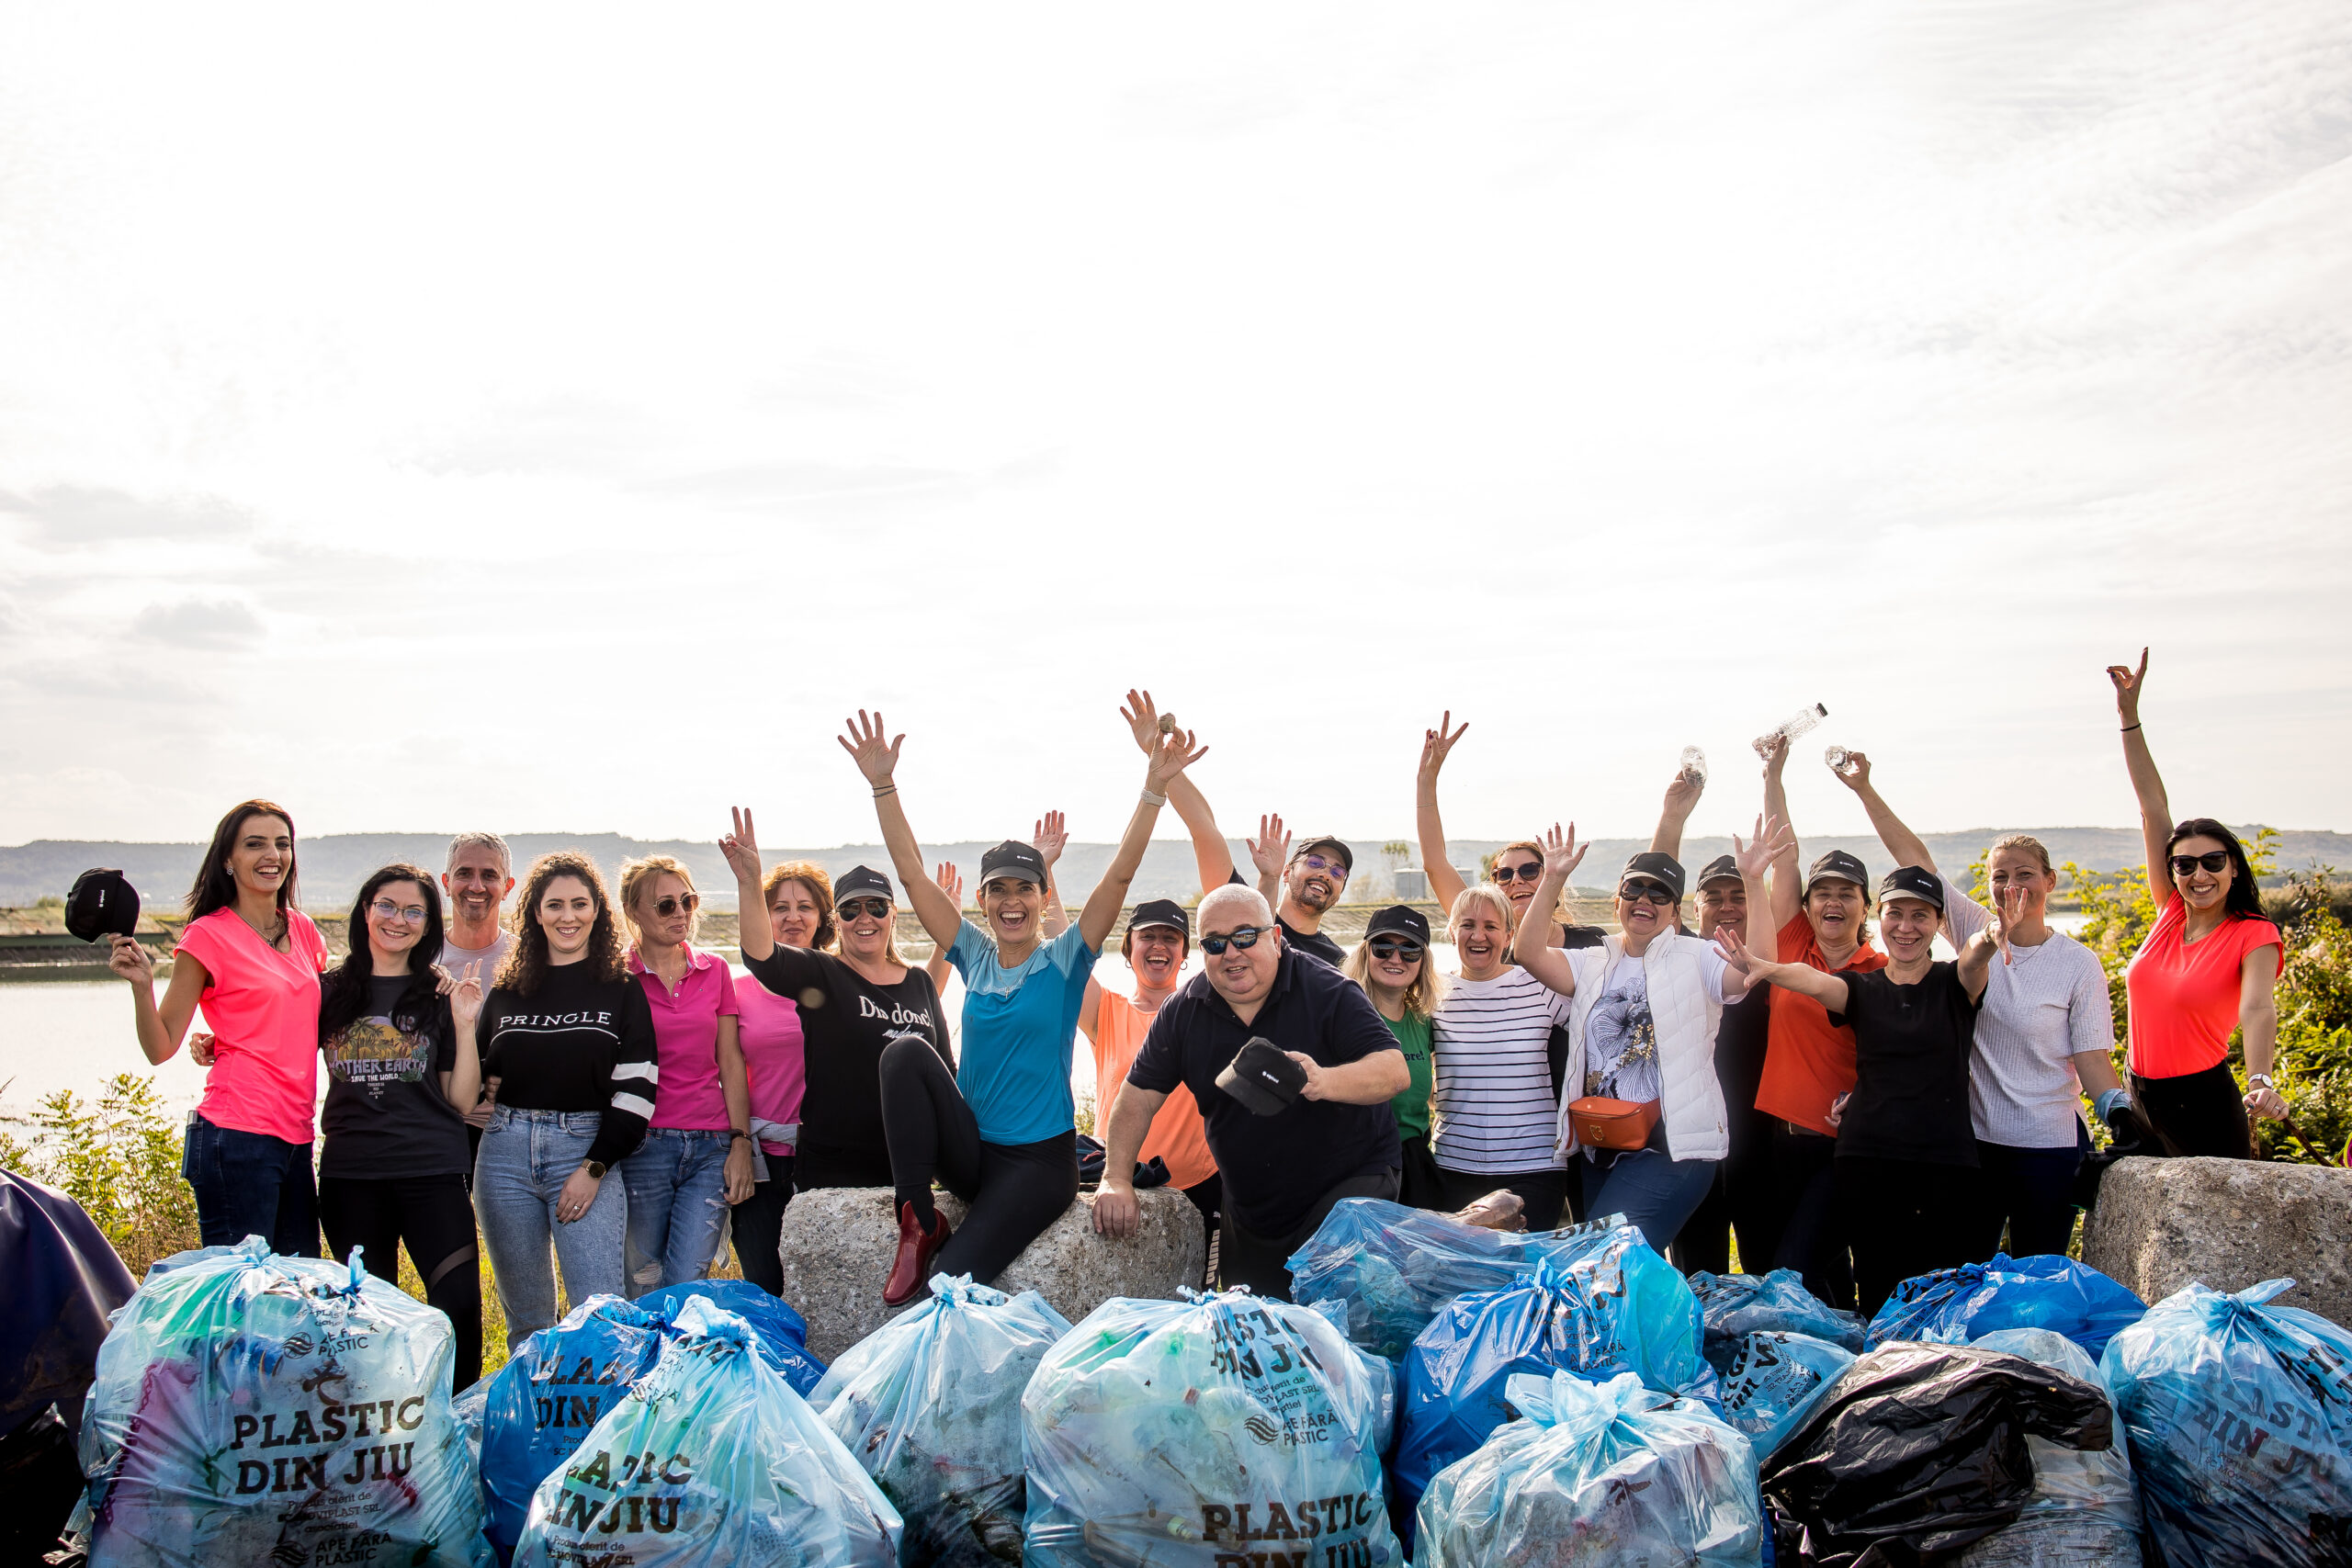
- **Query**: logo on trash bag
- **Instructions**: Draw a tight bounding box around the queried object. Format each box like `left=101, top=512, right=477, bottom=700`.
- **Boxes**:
left=283, top=1334, right=315, bottom=1357
left=1244, top=1414, right=1282, bottom=1445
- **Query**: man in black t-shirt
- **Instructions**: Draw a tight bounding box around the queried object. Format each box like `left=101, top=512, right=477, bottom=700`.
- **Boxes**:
left=1093, top=886, right=1407, bottom=1299
left=1669, top=852, right=1779, bottom=1275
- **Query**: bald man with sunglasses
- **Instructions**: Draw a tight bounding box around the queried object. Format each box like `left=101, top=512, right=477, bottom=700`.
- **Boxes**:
left=1094, top=885, right=1408, bottom=1300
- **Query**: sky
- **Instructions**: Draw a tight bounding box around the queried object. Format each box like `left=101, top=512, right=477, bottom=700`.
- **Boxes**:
left=1, top=2, right=2346, bottom=854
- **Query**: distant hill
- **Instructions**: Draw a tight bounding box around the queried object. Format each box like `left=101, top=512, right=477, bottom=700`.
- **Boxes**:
left=6, top=827, right=2346, bottom=909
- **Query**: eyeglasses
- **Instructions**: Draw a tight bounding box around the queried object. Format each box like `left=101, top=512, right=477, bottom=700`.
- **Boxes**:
left=1618, top=883, right=1676, bottom=907
left=838, top=897, right=891, bottom=920
left=1489, top=863, right=1543, bottom=885
left=2168, top=851, right=2232, bottom=877
left=1294, top=854, right=1348, bottom=878
left=651, top=893, right=701, bottom=918
left=368, top=899, right=428, bottom=924
left=1367, top=940, right=1424, bottom=963
left=1201, top=926, right=1271, bottom=955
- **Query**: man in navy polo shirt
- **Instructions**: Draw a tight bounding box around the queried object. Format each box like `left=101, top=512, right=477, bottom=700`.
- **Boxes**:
left=1092, top=885, right=1407, bottom=1300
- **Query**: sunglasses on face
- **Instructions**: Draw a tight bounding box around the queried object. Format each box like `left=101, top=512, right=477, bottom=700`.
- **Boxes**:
left=1489, top=863, right=1543, bottom=884
left=838, top=897, right=891, bottom=920
left=1367, top=939, right=1424, bottom=963
left=1295, top=855, right=1348, bottom=878
left=651, top=893, right=700, bottom=918
left=1618, top=883, right=1675, bottom=907
left=1200, top=925, right=1271, bottom=956
left=368, top=899, right=428, bottom=924
left=2169, top=851, right=2232, bottom=877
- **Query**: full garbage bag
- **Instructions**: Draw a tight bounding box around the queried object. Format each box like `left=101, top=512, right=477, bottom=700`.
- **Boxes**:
left=636, top=1278, right=828, bottom=1394
left=1022, top=1287, right=1402, bottom=1566
left=1396, top=1247, right=1716, bottom=1516
left=1710, top=1332, right=1856, bottom=1462
left=1957, top=1328, right=2140, bottom=1568
left=76, top=1236, right=490, bottom=1568
left=1690, top=1269, right=1865, bottom=1354
left=1760, top=1341, right=2114, bottom=1566
left=808, top=1272, right=1071, bottom=1566
left=479, top=1294, right=671, bottom=1553
left=512, top=1295, right=900, bottom=1567
left=1414, top=1369, right=1762, bottom=1567
left=2100, top=1277, right=2352, bottom=1568
left=1864, top=1253, right=2144, bottom=1360
left=1286, top=1200, right=1631, bottom=1359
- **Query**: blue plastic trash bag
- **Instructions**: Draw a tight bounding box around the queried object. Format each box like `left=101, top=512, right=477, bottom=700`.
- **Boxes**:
left=2101, top=1277, right=2352, bottom=1568
left=1711, top=1332, right=1856, bottom=1462
left=1959, top=1327, right=2141, bottom=1567
left=1286, top=1199, right=1632, bottom=1359
left=513, top=1295, right=900, bottom=1567
left=1866, top=1253, right=2144, bottom=1359
left=479, top=1294, right=671, bottom=1553
left=809, top=1272, right=1071, bottom=1565
left=636, top=1278, right=828, bottom=1394
left=1396, top=1247, right=1717, bottom=1515
left=1415, top=1370, right=1762, bottom=1567
left=76, top=1237, right=490, bottom=1568
left=1690, top=1269, right=1865, bottom=1354
left=1022, top=1287, right=1403, bottom=1566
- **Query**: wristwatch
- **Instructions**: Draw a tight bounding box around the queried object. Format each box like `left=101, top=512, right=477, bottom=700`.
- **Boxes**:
left=582, top=1159, right=607, bottom=1179
left=2246, top=1074, right=2275, bottom=1090
left=729, top=1130, right=752, bottom=1144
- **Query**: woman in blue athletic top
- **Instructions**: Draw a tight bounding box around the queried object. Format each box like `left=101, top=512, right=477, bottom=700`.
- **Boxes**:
left=839, top=702, right=1206, bottom=1305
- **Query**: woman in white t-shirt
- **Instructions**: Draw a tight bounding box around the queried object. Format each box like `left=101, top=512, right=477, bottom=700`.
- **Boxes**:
left=1837, top=753, right=2126, bottom=1259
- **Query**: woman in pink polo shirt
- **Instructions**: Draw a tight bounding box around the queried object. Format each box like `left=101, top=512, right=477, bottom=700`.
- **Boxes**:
left=616, top=856, right=756, bottom=1293
left=109, top=799, right=327, bottom=1256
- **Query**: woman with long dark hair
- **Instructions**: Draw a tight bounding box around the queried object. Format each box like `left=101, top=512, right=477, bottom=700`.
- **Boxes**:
left=108, top=799, right=326, bottom=1255
left=473, top=852, right=658, bottom=1350
left=2109, top=649, right=2286, bottom=1158
left=315, top=864, right=483, bottom=1388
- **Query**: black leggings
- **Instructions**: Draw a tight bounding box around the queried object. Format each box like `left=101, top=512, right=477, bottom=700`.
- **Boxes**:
left=1834, top=1156, right=1980, bottom=1320
left=317, top=1173, right=481, bottom=1391
left=877, top=1034, right=1079, bottom=1289
left=729, top=1159, right=795, bottom=1295
left=2133, top=1063, right=2254, bottom=1159
left=1965, top=1132, right=2087, bottom=1260
left=1770, top=1125, right=1854, bottom=1312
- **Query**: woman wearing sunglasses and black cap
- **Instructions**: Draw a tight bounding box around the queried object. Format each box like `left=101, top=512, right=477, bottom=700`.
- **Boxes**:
left=1341, top=905, right=1447, bottom=1208
left=2109, top=649, right=2287, bottom=1158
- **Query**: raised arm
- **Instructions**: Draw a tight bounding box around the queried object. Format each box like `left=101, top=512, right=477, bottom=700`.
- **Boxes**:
left=1246, top=815, right=1288, bottom=905
left=1510, top=824, right=1589, bottom=997
left=1835, top=752, right=1938, bottom=876
left=1715, top=922, right=1850, bottom=1013
left=925, top=862, right=964, bottom=991
left=1955, top=922, right=1996, bottom=1003
left=719, top=807, right=775, bottom=964
left=443, top=961, right=486, bottom=1113
left=1760, top=737, right=1801, bottom=932
left=1031, top=814, right=1071, bottom=938
left=1078, top=723, right=1209, bottom=952
left=1650, top=767, right=1702, bottom=858
left=839, top=709, right=963, bottom=950
left=1123, top=690, right=1236, bottom=892
left=2107, top=649, right=2172, bottom=908
left=108, top=935, right=207, bottom=1065
left=1416, top=712, right=1471, bottom=913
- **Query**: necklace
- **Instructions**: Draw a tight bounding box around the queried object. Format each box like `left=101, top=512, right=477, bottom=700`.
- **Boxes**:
left=240, top=907, right=288, bottom=949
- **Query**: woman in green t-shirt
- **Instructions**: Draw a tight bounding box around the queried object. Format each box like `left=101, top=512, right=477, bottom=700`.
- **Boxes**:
left=1341, top=905, right=1447, bottom=1208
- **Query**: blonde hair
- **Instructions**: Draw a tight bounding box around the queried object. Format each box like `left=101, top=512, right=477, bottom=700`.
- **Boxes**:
left=1341, top=938, right=1447, bottom=1021
left=1985, top=835, right=2053, bottom=878
left=619, top=855, right=700, bottom=943
left=1448, top=884, right=1519, bottom=942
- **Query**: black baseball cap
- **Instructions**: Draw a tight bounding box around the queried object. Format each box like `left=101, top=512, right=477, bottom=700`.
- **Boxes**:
left=1289, top=836, right=1353, bottom=874
left=1878, top=865, right=1944, bottom=912
left=978, top=840, right=1046, bottom=891
left=1215, top=1037, right=1308, bottom=1116
left=1364, top=905, right=1430, bottom=945
left=1618, top=852, right=1685, bottom=900
left=65, top=868, right=140, bottom=942
left=1804, top=850, right=1871, bottom=897
left=1127, top=898, right=1190, bottom=938
left=1695, top=855, right=1742, bottom=889
left=834, top=864, right=896, bottom=905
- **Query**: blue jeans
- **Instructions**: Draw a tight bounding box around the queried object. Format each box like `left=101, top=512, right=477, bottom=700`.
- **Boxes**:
left=619, top=1127, right=735, bottom=1297
left=182, top=1112, right=319, bottom=1257
left=1579, top=1148, right=1719, bottom=1256
left=473, top=1107, right=628, bottom=1351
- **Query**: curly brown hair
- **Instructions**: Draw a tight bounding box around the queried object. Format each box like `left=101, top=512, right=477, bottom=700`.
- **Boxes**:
left=762, top=862, right=838, bottom=952
left=496, top=852, right=628, bottom=996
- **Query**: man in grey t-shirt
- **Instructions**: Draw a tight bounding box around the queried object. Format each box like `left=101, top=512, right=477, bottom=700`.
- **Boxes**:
left=440, top=831, right=515, bottom=1137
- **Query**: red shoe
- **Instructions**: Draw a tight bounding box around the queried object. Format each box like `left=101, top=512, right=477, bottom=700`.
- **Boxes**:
left=884, top=1200, right=951, bottom=1307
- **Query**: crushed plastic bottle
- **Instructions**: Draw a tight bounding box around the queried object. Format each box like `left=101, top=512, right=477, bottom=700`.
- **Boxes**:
left=1825, top=745, right=1860, bottom=777
left=1751, top=704, right=1827, bottom=759
left=1679, top=747, right=1708, bottom=787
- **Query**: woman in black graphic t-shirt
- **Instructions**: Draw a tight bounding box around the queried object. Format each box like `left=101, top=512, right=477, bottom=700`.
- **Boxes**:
left=316, top=863, right=484, bottom=1389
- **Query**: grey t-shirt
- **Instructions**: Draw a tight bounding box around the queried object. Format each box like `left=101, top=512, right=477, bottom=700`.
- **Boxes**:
left=439, top=931, right=514, bottom=985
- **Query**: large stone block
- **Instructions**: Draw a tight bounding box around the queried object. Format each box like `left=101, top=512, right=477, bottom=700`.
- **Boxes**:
left=775, top=1186, right=1209, bottom=1362
left=2082, top=1156, right=2352, bottom=1326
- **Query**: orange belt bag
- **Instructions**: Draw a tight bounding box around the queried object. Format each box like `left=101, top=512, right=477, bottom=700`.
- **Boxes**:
left=1567, top=1095, right=1660, bottom=1151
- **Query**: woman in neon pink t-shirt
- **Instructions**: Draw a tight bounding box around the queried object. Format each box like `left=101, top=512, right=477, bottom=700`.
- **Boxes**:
left=2109, top=649, right=2286, bottom=1159
left=109, top=799, right=326, bottom=1255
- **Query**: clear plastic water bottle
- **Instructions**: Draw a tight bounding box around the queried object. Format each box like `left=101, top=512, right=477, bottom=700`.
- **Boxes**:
left=1679, top=746, right=1707, bottom=787
left=1751, top=703, right=1828, bottom=759
left=1825, top=744, right=1860, bottom=777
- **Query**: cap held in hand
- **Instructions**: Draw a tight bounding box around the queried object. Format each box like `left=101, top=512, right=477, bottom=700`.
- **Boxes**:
left=1215, top=1036, right=1307, bottom=1116
left=66, top=868, right=141, bottom=942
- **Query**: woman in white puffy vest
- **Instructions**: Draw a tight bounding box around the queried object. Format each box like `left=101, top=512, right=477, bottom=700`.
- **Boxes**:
left=1510, top=827, right=1752, bottom=1254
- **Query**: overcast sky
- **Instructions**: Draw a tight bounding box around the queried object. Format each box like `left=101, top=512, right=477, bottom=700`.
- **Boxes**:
left=2, top=3, right=2346, bottom=855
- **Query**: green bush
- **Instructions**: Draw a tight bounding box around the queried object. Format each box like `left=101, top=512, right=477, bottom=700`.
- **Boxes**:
left=4, top=1074, right=200, bottom=1275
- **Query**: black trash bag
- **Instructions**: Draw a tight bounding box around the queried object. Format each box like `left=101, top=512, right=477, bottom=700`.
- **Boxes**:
left=0, top=1405, right=82, bottom=1568
left=1760, top=1342, right=2114, bottom=1567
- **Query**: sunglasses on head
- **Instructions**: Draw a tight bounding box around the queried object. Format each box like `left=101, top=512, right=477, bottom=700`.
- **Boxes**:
left=1200, top=925, right=1271, bottom=956
left=838, top=897, right=890, bottom=919
left=651, top=893, right=700, bottom=918
left=2169, top=851, right=2232, bottom=877
left=1367, top=939, right=1424, bottom=963
left=1489, top=863, right=1543, bottom=884
left=1618, top=882, right=1675, bottom=907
